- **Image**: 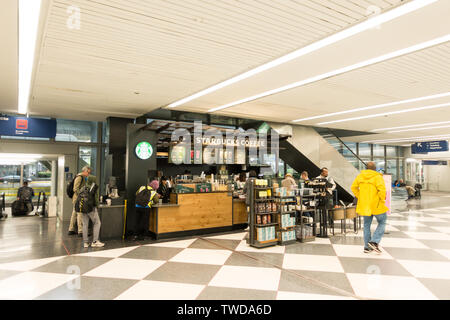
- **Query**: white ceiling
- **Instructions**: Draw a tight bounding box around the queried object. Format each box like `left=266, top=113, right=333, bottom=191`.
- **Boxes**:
left=2, top=0, right=450, bottom=146
left=0, top=0, right=18, bottom=113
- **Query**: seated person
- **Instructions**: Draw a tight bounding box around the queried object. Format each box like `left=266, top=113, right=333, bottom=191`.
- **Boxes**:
left=405, top=185, right=416, bottom=200
left=17, top=181, right=35, bottom=213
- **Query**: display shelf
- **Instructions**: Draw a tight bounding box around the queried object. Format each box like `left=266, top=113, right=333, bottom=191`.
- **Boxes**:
left=254, top=187, right=273, bottom=190
left=255, top=212, right=278, bottom=215
left=252, top=239, right=278, bottom=248
left=255, top=198, right=277, bottom=202
left=254, top=222, right=278, bottom=227
left=279, top=210, right=296, bottom=214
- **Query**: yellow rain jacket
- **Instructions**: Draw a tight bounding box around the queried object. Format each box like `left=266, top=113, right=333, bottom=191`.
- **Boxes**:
left=351, top=170, right=388, bottom=216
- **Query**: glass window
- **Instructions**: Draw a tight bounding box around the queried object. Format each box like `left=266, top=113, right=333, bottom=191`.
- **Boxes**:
left=278, top=159, right=285, bottom=178
left=341, top=142, right=357, bottom=157
left=399, top=159, right=404, bottom=180
left=373, top=144, right=384, bottom=158
left=286, top=164, right=297, bottom=175
left=78, top=146, right=98, bottom=175
left=358, top=143, right=371, bottom=157
left=386, top=159, right=398, bottom=181
left=386, top=146, right=397, bottom=158
left=56, top=119, right=98, bottom=143
left=375, top=159, right=385, bottom=173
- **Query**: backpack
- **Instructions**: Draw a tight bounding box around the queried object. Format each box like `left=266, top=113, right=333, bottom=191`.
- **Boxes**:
left=66, top=175, right=80, bottom=199
left=135, top=186, right=155, bottom=207
left=75, top=183, right=98, bottom=214
left=20, top=187, right=32, bottom=201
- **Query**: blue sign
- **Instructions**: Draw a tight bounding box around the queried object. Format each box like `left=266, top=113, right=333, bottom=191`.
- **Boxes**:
left=422, top=160, right=448, bottom=166
left=412, top=141, right=449, bottom=154
left=0, top=116, right=56, bottom=138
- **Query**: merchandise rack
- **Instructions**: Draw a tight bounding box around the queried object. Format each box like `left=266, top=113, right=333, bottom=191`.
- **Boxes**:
left=297, top=193, right=318, bottom=243
left=247, top=181, right=279, bottom=248
left=276, top=195, right=297, bottom=245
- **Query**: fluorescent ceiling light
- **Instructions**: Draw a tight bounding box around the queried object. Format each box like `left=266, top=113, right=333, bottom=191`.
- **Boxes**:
left=389, top=125, right=450, bottom=133
left=372, top=120, right=450, bottom=132
left=317, top=102, right=450, bottom=126
left=166, top=0, right=438, bottom=109
left=294, top=92, right=450, bottom=123
left=18, top=0, right=42, bottom=114
left=209, top=34, right=450, bottom=113
left=362, top=134, right=450, bottom=144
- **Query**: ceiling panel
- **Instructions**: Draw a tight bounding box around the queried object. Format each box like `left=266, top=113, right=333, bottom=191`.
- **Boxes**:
left=30, top=0, right=409, bottom=120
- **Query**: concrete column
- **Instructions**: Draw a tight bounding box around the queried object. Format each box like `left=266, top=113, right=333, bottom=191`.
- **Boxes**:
left=51, top=160, right=57, bottom=196
left=20, top=164, right=24, bottom=186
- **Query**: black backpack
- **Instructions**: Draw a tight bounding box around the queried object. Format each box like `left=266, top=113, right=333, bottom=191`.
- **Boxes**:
left=75, top=184, right=98, bottom=214
left=135, top=187, right=153, bottom=207
left=66, top=176, right=78, bottom=199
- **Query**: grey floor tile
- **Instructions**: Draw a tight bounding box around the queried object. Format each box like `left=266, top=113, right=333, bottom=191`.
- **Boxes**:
left=197, top=286, right=277, bottom=300
left=0, top=269, right=21, bottom=281
left=420, top=222, right=450, bottom=227
left=380, top=231, right=413, bottom=239
left=416, top=278, right=450, bottom=300
left=243, top=252, right=285, bottom=268
left=278, top=270, right=350, bottom=297
left=145, top=262, right=221, bottom=285
left=330, top=236, right=365, bottom=246
left=31, top=256, right=112, bottom=275
left=285, top=243, right=336, bottom=256
left=291, top=270, right=355, bottom=295
left=119, top=246, right=182, bottom=260
left=224, top=252, right=279, bottom=269
left=419, top=240, right=450, bottom=250
left=393, top=226, right=438, bottom=233
left=189, top=239, right=240, bottom=251
left=384, top=247, right=449, bottom=261
left=338, top=257, right=413, bottom=277
left=35, top=276, right=138, bottom=300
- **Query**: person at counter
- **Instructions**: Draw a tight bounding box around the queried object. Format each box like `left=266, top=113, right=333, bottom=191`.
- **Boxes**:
left=316, top=167, right=336, bottom=195
left=238, top=172, right=247, bottom=183
left=281, top=173, right=296, bottom=190
left=134, top=180, right=160, bottom=241
left=157, top=176, right=171, bottom=203
left=301, top=171, right=309, bottom=182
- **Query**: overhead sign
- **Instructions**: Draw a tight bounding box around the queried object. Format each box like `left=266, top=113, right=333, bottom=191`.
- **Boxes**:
left=422, top=160, right=448, bottom=166
left=412, top=141, right=449, bottom=154
left=135, top=141, right=153, bottom=160
left=0, top=116, right=56, bottom=138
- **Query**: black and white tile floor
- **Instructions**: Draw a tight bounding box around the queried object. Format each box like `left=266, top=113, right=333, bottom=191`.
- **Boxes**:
left=0, top=206, right=449, bottom=300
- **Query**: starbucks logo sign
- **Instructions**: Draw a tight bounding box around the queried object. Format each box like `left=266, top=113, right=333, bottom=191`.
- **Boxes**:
left=135, top=141, right=153, bottom=160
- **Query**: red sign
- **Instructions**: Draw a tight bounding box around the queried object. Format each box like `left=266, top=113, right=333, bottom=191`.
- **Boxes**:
left=16, top=119, right=28, bottom=130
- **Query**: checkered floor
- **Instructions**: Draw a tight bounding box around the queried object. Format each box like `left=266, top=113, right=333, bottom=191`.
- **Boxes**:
left=0, top=206, right=449, bottom=300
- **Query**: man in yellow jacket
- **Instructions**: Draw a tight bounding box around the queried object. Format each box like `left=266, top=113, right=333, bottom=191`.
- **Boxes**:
left=351, top=162, right=388, bottom=254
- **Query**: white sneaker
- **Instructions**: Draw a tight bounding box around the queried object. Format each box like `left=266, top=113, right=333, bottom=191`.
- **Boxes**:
left=91, top=241, right=105, bottom=248
left=83, top=243, right=90, bottom=248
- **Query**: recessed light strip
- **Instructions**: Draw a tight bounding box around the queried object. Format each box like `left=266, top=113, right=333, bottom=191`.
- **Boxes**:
left=388, top=125, right=450, bottom=133
left=209, top=34, right=450, bottom=113
left=294, top=92, right=450, bottom=123
left=166, top=0, right=439, bottom=109
left=372, top=120, right=450, bottom=132
left=317, top=102, right=450, bottom=126
left=18, top=0, right=42, bottom=114
left=362, top=134, right=450, bottom=144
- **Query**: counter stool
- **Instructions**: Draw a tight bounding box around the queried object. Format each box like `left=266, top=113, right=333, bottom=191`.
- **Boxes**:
left=329, top=208, right=346, bottom=235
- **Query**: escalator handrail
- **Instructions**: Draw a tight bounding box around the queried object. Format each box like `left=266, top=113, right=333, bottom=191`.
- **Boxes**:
left=327, top=129, right=367, bottom=167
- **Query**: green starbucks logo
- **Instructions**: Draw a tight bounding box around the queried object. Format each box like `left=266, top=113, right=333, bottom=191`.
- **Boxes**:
left=135, top=141, right=153, bottom=160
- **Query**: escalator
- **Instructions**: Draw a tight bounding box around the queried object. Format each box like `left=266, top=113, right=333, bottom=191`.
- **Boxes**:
left=269, top=123, right=364, bottom=203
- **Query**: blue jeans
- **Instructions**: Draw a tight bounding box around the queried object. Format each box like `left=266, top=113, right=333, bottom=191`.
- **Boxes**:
left=363, top=213, right=387, bottom=248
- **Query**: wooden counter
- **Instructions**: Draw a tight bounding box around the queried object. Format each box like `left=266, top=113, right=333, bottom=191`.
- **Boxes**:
left=149, top=192, right=247, bottom=239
